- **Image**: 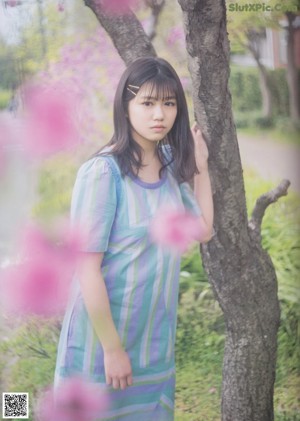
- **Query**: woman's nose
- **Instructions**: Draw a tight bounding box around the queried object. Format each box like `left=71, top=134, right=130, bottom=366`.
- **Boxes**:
left=153, top=105, right=164, bottom=120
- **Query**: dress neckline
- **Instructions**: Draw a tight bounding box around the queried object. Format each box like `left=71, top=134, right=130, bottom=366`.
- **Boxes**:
left=128, top=169, right=167, bottom=189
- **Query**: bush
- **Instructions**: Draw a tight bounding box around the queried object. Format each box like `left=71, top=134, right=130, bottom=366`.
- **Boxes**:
left=32, top=154, right=77, bottom=220
left=253, top=115, right=274, bottom=128
left=229, top=66, right=262, bottom=112
left=269, top=68, right=290, bottom=117
left=230, top=66, right=298, bottom=124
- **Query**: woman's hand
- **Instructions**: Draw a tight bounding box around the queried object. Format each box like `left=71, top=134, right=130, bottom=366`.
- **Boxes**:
left=191, top=122, right=209, bottom=172
left=104, top=347, right=133, bottom=390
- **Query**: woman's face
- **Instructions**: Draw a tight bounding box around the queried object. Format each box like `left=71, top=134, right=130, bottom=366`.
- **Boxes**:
left=127, top=82, right=177, bottom=150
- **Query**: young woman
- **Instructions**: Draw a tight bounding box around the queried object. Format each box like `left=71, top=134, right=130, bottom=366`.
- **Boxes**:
left=54, top=57, right=214, bottom=420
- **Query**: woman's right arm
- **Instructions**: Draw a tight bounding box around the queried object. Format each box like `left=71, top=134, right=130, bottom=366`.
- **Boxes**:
left=77, top=252, right=133, bottom=390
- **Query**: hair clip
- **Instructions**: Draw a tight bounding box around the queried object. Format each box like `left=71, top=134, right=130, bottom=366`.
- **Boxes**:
left=126, top=84, right=140, bottom=96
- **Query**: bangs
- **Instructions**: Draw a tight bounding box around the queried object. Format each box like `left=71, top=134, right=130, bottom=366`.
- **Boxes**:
left=139, top=76, right=178, bottom=100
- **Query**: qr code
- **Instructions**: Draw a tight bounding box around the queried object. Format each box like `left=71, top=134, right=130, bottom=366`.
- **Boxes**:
left=2, top=393, right=29, bottom=419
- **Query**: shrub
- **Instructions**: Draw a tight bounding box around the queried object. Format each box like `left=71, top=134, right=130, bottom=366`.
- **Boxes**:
left=229, top=66, right=262, bottom=112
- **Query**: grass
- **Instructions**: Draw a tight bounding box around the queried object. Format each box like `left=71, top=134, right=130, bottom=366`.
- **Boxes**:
left=175, top=362, right=222, bottom=421
left=237, top=125, right=300, bottom=146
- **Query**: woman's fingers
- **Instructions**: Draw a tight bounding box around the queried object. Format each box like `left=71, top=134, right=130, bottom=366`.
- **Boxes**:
left=109, top=375, right=133, bottom=390
left=104, top=348, right=133, bottom=389
left=119, top=377, right=128, bottom=390
left=106, top=374, right=112, bottom=386
left=191, top=121, right=201, bottom=133
left=112, top=377, right=120, bottom=389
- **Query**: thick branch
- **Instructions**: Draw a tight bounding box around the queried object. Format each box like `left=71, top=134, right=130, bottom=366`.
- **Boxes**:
left=83, top=0, right=156, bottom=65
left=248, top=179, right=291, bottom=242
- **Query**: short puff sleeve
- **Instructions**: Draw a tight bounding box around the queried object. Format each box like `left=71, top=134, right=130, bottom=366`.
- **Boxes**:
left=70, top=157, right=117, bottom=252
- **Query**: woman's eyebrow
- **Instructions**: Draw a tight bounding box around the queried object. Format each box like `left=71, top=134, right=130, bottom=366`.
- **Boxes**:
left=140, top=95, right=177, bottom=100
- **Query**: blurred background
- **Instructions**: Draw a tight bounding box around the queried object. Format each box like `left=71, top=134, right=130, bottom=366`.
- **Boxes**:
left=0, top=0, right=299, bottom=420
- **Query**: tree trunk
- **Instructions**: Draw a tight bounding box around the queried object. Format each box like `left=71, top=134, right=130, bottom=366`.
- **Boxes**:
left=256, top=61, right=272, bottom=118
left=246, top=30, right=273, bottom=119
left=177, top=0, right=281, bottom=420
left=83, top=0, right=156, bottom=65
left=285, top=12, right=300, bottom=123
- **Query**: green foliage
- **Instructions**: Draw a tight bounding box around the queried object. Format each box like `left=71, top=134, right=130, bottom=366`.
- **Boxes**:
left=230, top=66, right=293, bottom=117
left=175, top=361, right=222, bottom=421
left=32, top=154, right=77, bottom=221
left=0, top=89, right=11, bottom=110
left=229, top=66, right=262, bottom=112
left=269, top=68, right=290, bottom=117
left=0, top=317, right=61, bottom=421
left=230, top=66, right=300, bottom=135
left=234, top=110, right=276, bottom=130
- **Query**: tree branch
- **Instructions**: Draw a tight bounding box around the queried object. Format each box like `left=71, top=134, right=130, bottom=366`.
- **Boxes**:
left=83, top=0, right=156, bottom=65
left=144, top=0, right=165, bottom=41
left=248, top=179, right=291, bottom=242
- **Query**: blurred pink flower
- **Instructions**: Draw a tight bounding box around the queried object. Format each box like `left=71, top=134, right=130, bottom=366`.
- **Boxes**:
left=167, top=26, right=185, bottom=46
left=23, top=85, right=78, bottom=159
left=98, top=0, right=137, bottom=14
left=150, top=207, right=205, bottom=253
left=5, top=0, right=18, bottom=7
left=58, top=1, right=64, bottom=12
left=0, top=138, right=6, bottom=177
left=35, top=29, right=124, bottom=145
left=38, top=377, right=108, bottom=421
left=1, top=224, right=81, bottom=317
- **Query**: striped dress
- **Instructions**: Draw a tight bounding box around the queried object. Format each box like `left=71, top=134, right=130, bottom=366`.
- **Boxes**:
left=54, top=150, right=201, bottom=421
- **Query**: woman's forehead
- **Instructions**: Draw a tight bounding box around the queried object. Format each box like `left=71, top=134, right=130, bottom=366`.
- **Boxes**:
left=137, top=82, right=176, bottom=100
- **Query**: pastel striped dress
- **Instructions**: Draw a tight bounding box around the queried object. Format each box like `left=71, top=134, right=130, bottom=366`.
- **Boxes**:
left=54, top=150, right=201, bottom=420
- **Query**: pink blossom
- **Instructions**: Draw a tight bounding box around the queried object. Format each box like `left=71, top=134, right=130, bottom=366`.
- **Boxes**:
left=1, top=224, right=81, bottom=317
left=150, top=207, right=205, bottom=253
left=37, top=377, right=108, bottom=421
left=23, top=85, right=78, bottom=159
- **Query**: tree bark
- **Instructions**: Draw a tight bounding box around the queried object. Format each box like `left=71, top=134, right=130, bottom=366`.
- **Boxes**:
left=285, top=11, right=300, bottom=123
left=83, top=0, right=156, bottom=65
left=177, top=1, right=282, bottom=420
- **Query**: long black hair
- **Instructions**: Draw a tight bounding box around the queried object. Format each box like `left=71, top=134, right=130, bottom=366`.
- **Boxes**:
left=97, top=57, right=198, bottom=183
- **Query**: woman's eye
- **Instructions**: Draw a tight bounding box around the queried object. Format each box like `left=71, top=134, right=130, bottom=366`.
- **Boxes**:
left=142, top=101, right=153, bottom=106
left=165, top=101, right=176, bottom=107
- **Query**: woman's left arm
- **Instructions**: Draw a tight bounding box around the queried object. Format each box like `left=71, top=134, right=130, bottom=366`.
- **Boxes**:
left=191, top=122, right=214, bottom=243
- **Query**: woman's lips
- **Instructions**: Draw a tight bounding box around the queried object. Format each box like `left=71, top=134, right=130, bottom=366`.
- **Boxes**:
left=151, top=126, right=166, bottom=132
